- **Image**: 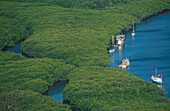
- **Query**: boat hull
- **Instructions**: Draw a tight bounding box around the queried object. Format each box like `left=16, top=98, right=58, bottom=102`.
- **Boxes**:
left=151, top=75, right=163, bottom=84
left=109, top=49, right=115, bottom=53
left=117, top=40, right=124, bottom=45
left=152, top=80, right=163, bottom=84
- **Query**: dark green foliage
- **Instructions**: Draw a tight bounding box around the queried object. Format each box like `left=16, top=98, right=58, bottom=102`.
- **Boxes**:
left=0, top=4, right=33, bottom=50
left=0, top=90, right=71, bottom=111
left=0, top=51, right=26, bottom=62
left=18, top=79, right=49, bottom=93
left=0, top=0, right=169, bottom=66
left=0, top=52, right=75, bottom=93
left=63, top=66, right=170, bottom=111
left=0, top=0, right=170, bottom=110
left=0, top=0, right=141, bottom=9
left=0, top=16, right=30, bottom=50
left=11, top=0, right=170, bottom=66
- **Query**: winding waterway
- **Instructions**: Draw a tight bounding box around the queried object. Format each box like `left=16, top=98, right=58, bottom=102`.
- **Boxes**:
left=110, top=11, right=170, bottom=98
left=4, top=11, right=170, bottom=100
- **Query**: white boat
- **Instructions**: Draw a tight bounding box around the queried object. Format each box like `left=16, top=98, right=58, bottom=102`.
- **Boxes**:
left=109, top=49, right=115, bottom=53
left=116, top=35, right=125, bottom=45
left=119, top=57, right=130, bottom=68
left=131, top=22, right=135, bottom=37
left=151, top=68, right=163, bottom=84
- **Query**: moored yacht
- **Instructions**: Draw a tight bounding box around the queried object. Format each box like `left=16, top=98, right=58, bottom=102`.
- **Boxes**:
left=116, top=35, right=125, bottom=46
left=151, top=68, right=163, bottom=84
left=119, top=57, right=130, bottom=68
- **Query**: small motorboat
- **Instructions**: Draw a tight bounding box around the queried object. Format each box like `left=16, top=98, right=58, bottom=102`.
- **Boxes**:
left=109, top=49, right=115, bottom=53
left=151, top=68, right=163, bottom=84
left=119, top=57, right=130, bottom=68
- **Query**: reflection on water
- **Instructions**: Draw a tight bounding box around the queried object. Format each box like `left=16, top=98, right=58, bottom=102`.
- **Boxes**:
left=157, top=83, right=164, bottom=89
left=117, top=45, right=124, bottom=52
left=132, top=36, right=135, bottom=40
left=110, top=11, right=170, bottom=98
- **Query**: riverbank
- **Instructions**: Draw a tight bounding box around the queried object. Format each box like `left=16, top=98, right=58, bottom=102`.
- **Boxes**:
left=1, top=0, right=170, bottom=110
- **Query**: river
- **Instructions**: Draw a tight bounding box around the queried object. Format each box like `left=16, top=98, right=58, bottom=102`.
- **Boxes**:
left=4, top=11, right=170, bottom=100
left=110, top=11, right=170, bottom=98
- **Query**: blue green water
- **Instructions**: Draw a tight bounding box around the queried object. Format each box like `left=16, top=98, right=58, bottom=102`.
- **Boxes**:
left=110, top=11, right=170, bottom=98
left=4, top=42, right=22, bottom=54
left=45, top=80, right=68, bottom=102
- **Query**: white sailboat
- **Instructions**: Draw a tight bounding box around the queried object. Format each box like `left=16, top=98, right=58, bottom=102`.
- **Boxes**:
left=151, top=68, right=163, bottom=84
left=131, top=22, right=135, bottom=37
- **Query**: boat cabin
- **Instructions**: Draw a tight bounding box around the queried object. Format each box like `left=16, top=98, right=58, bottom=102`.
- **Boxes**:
left=151, top=68, right=163, bottom=84
left=116, top=35, right=125, bottom=40
left=116, top=35, right=125, bottom=45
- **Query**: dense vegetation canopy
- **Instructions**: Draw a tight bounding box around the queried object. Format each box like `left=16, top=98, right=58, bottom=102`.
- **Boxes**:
left=0, top=0, right=142, bottom=9
left=0, top=52, right=74, bottom=110
left=0, top=52, right=75, bottom=93
left=63, top=66, right=170, bottom=110
left=0, top=0, right=169, bottom=66
left=0, top=0, right=170, bottom=110
left=0, top=90, right=71, bottom=111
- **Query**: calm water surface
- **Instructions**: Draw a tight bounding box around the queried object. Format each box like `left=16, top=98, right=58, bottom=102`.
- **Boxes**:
left=110, top=11, right=170, bottom=98
left=45, top=80, right=68, bottom=102
left=4, top=42, right=22, bottom=54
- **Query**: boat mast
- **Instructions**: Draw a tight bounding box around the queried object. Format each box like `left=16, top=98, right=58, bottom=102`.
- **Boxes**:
left=155, top=68, right=157, bottom=76
left=133, top=22, right=135, bottom=33
left=161, top=73, right=163, bottom=89
left=161, top=73, right=162, bottom=79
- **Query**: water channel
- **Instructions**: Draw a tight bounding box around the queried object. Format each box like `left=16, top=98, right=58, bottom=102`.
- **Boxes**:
left=3, top=42, right=22, bottom=54
left=4, top=11, right=170, bottom=100
left=110, top=11, right=170, bottom=98
left=44, top=80, right=68, bottom=102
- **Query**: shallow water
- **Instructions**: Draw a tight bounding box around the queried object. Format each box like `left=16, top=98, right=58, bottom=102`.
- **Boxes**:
left=110, top=11, right=170, bottom=98
left=45, top=80, right=68, bottom=102
left=3, top=42, right=22, bottom=54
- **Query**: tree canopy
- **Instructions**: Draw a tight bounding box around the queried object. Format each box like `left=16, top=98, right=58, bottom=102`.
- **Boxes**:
left=0, top=52, right=74, bottom=110
left=0, top=0, right=170, bottom=110
left=63, top=66, right=170, bottom=111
